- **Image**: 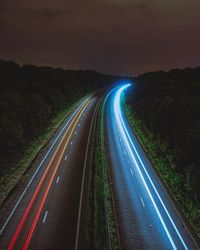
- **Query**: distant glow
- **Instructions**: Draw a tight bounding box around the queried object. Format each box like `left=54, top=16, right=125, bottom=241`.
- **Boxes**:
left=113, top=84, right=188, bottom=250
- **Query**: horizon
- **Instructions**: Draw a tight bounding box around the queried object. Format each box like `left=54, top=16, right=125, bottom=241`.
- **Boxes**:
left=1, top=0, right=200, bottom=75
left=1, top=58, right=200, bottom=78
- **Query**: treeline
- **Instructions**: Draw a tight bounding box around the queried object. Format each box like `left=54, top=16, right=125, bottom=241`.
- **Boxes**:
left=0, top=59, right=120, bottom=177
left=126, top=67, right=200, bottom=201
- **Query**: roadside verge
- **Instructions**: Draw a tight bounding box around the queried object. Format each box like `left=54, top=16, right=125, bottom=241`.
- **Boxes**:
left=86, top=92, right=120, bottom=249
left=0, top=95, right=89, bottom=208
left=123, top=99, right=200, bottom=242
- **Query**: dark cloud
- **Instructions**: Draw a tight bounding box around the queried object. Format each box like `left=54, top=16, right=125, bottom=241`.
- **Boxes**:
left=136, top=1, right=157, bottom=20
left=0, top=0, right=200, bottom=75
left=40, top=9, right=66, bottom=20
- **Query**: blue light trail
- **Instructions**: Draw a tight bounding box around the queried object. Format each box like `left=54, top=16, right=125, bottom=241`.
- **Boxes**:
left=110, top=83, right=190, bottom=249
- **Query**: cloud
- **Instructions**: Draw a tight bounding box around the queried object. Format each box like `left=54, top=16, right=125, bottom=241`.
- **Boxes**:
left=40, top=9, right=66, bottom=20
left=136, top=1, right=157, bottom=20
left=0, top=0, right=200, bottom=75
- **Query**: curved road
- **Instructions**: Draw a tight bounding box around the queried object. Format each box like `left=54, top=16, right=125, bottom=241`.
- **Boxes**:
left=0, top=91, right=105, bottom=250
left=0, top=84, right=199, bottom=250
left=105, top=84, right=199, bottom=250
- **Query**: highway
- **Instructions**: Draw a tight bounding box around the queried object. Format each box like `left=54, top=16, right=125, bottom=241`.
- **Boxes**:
left=0, top=91, right=104, bottom=250
left=105, top=84, right=199, bottom=250
left=0, top=83, right=199, bottom=250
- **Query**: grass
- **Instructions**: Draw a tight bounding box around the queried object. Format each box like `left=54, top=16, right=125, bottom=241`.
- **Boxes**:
left=123, top=99, right=200, bottom=239
left=87, top=95, right=119, bottom=249
left=100, top=95, right=119, bottom=249
left=0, top=95, right=88, bottom=205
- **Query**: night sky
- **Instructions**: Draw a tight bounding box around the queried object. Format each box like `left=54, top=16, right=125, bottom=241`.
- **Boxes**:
left=1, top=0, right=200, bottom=76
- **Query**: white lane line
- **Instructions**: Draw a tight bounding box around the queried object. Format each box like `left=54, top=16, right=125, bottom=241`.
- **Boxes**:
left=78, top=123, right=80, bottom=126
left=114, top=86, right=178, bottom=250
left=64, top=155, right=68, bottom=160
left=71, top=141, right=73, bottom=145
left=130, top=168, right=133, bottom=176
left=75, top=92, right=106, bottom=250
left=42, top=210, right=48, bottom=224
left=56, top=176, right=60, bottom=184
left=141, top=197, right=145, bottom=208
left=120, top=114, right=188, bottom=249
left=75, top=131, right=77, bottom=135
left=0, top=97, right=90, bottom=235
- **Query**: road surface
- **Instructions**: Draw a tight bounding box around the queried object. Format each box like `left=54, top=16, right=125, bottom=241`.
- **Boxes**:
left=0, top=84, right=199, bottom=250
left=105, top=84, right=199, bottom=250
left=0, top=91, right=104, bottom=250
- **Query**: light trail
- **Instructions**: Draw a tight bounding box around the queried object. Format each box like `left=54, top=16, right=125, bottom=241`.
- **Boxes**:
left=113, top=84, right=188, bottom=250
left=8, top=98, right=92, bottom=250
left=0, top=96, right=90, bottom=237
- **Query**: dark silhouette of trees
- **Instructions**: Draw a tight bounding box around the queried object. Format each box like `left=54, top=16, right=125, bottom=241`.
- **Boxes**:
left=127, top=67, right=200, bottom=201
left=0, top=59, right=120, bottom=177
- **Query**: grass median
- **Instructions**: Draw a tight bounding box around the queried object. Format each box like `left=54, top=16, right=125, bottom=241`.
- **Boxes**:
left=123, top=99, right=200, bottom=239
left=87, top=95, right=119, bottom=250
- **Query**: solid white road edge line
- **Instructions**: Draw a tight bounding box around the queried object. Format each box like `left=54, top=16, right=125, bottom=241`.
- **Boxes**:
left=75, top=94, right=105, bottom=250
left=0, top=97, right=90, bottom=236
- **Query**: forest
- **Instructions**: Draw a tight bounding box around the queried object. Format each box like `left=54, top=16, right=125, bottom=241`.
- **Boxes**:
left=127, top=67, right=200, bottom=202
left=0, top=59, right=120, bottom=179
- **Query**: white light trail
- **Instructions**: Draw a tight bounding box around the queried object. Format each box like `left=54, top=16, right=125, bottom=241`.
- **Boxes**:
left=113, top=84, right=188, bottom=250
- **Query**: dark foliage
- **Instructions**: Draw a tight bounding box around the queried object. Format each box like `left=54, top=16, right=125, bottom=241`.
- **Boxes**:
left=0, top=59, right=120, bottom=176
left=127, top=67, right=200, bottom=200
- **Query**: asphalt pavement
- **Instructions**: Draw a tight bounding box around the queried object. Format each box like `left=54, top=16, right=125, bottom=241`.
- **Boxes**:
left=105, top=84, right=199, bottom=250
left=0, top=93, right=102, bottom=250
